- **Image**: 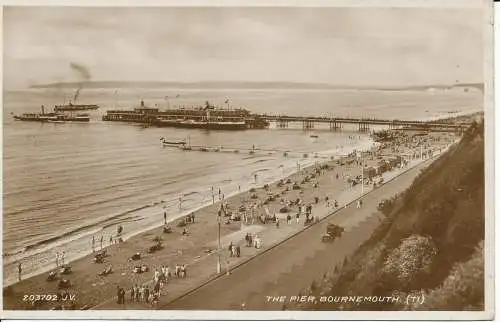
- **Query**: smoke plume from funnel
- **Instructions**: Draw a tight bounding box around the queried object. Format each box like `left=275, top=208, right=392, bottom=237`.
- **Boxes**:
left=70, top=62, right=92, bottom=103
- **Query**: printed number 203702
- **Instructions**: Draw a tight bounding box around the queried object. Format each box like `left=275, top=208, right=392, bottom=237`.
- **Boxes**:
left=23, top=294, right=59, bottom=302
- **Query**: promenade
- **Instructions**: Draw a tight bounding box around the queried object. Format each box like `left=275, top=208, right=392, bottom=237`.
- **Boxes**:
left=100, top=141, right=451, bottom=309
left=166, top=154, right=439, bottom=309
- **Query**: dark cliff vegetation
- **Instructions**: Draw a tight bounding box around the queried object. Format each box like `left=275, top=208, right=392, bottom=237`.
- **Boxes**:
left=295, top=120, right=485, bottom=310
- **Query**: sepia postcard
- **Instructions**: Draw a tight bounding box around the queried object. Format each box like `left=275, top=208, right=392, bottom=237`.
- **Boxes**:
left=0, top=0, right=494, bottom=320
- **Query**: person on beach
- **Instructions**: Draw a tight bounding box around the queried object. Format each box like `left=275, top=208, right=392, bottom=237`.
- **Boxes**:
left=17, top=262, right=22, bottom=281
left=175, top=264, right=180, bottom=277
left=92, top=236, right=95, bottom=253
left=154, top=280, right=161, bottom=296
left=164, top=211, right=167, bottom=224
left=109, top=236, right=113, bottom=245
left=296, top=212, right=300, bottom=223
left=61, top=251, right=65, bottom=265
left=334, top=200, right=339, bottom=208
left=154, top=268, right=160, bottom=283
left=356, top=200, right=361, bottom=209
left=56, top=252, right=60, bottom=268
left=100, top=236, right=103, bottom=250
left=287, top=214, right=291, bottom=225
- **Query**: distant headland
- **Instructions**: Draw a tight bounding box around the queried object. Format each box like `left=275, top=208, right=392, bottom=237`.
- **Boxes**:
left=29, top=81, right=484, bottom=92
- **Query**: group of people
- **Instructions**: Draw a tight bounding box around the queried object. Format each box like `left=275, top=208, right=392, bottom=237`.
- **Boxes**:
left=228, top=242, right=241, bottom=258
left=127, top=284, right=159, bottom=305
left=55, top=251, right=66, bottom=268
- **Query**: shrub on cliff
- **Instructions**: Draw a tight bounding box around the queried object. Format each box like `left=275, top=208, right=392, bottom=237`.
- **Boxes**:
left=382, top=235, right=437, bottom=291
left=410, top=240, right=484, bottom=310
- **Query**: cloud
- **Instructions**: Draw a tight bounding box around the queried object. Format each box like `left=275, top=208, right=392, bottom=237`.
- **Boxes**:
left=3, top=6, right=485, bottom=88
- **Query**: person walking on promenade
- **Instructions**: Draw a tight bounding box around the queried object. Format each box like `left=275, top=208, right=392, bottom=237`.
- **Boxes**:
left=236, top=245, right=241, bottom=258
left=91, top=236, right=95, bottom=253
left=144, top=286, right=150, bottom=303
left=164, top=211, right=167, bottom=225
left=135, top=285, right=141, bottom=302
left=175, top=264, right=180, bottom=277
left=130, top=285, right=135, bottom=303
left=109, top=236, right=113, bottom=245
left=17, top=262, right=22, bottom=281
left=116, top=286, right=121, bottom=304
left=296, top=212, right=300, bottom=223
left=120, top=287, right=126, bottom=305
left=286, top=214, right=291, bottom=225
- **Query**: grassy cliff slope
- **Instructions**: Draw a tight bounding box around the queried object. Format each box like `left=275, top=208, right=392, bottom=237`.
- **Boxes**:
left=301, top=121, right=485, bottom=311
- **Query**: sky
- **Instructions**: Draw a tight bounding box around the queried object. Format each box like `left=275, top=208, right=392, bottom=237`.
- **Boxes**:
left=3, top=5, right=486, bottom=89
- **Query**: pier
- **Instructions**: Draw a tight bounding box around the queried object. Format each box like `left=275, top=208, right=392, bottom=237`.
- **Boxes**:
left=258, top=114, right=468, bottom=133
left=102, top=105, right=470, bottom=133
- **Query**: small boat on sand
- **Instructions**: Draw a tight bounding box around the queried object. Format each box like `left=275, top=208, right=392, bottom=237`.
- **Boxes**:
left=310, top=133, right=319, bottom=138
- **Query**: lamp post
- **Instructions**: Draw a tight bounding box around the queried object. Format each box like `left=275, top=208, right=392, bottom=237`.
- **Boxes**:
left=361, top=154, right=364, bottom=195
left=217, top=207, right=221, bottom=274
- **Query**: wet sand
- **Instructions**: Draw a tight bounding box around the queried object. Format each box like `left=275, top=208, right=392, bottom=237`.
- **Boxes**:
left=2, top=132, right=456, bottom=310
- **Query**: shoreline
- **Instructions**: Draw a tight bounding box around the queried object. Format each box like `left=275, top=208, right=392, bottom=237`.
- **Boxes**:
left=2, top=136, right=375, bottom=288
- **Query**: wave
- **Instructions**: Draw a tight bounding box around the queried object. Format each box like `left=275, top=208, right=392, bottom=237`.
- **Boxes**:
left=22, top=204, right=152, bottom=252
left=251, top=158, right=272, bottom=164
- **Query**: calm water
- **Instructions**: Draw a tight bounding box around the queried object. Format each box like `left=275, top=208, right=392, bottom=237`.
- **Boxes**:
left=2, top=87, right=482, bottom=285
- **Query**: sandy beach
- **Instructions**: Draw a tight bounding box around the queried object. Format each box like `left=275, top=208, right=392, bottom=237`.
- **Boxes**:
left=2, top=131, right=457, bottom=310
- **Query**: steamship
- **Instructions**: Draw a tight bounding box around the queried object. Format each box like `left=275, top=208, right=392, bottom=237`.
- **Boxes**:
left=54, top=102, right=99, bottom=112
left=103, top=100, right=269, bottom=130
left=13, top=105, right=90, bottom=122
left=53, top=88, right=100, bottom=112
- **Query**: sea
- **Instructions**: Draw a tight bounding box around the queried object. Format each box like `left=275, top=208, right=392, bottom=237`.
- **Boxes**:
left=2, top=86, right=483, bottom=286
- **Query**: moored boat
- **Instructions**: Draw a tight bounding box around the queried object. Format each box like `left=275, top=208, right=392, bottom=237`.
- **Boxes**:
left=13, top=105, right=90, bottom=123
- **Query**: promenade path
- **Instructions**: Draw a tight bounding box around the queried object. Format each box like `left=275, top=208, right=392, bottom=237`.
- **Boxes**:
left=164, top=152, right=441, bottom=310
left=98, top=143, right=452, bottom=310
